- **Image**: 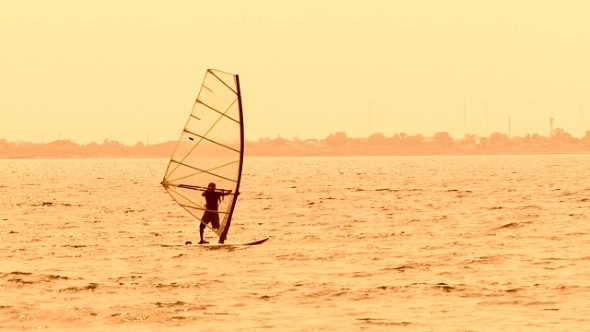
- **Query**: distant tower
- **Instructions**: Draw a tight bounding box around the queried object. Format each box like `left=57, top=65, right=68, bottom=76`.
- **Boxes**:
left=550, top=117, right=554, bottom=136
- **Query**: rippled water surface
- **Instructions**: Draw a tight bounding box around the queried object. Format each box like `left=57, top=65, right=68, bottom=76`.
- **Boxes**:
left=1, top=155, right=590, bottom=331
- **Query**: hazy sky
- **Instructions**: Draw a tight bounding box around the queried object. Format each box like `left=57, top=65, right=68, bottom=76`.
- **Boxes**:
left=2, top=0, right=590, bottom=144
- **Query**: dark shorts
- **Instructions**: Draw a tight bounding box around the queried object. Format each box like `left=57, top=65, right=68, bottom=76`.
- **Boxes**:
left=201, top=211, right=220, bottom=229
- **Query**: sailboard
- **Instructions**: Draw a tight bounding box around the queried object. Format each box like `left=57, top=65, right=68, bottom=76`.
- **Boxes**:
left=161, top=69, right=265, bottom=246
left=165, top=237, right=269, bottom=248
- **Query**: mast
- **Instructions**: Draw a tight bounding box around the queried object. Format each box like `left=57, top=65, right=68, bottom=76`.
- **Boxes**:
left=220, top=74, right=244, bottom=242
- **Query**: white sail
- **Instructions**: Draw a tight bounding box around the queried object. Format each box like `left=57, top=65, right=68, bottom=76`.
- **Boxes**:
left=161, top=69, right=244, bottom=239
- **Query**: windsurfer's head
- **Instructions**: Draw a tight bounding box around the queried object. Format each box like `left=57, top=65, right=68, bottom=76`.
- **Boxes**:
left=207, top=182, right=216, bottom=190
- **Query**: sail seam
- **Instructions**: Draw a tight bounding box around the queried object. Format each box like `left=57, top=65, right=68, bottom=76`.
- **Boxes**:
left=168, top=159, right=239, bottom=183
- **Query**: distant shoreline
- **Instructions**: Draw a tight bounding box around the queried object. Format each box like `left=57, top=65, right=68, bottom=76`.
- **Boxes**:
left=2, top=135, right=590, bottom=158
left=2, top=148, right=589, bottom=159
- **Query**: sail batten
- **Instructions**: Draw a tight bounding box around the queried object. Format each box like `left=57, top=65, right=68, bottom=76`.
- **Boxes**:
left=162, top=69, right=244, bottom=239
left=196, top=99, right=240, bottom=123
left=208, top=70, right=239, bottom=95
left=182, top=129, right=241, bottom=153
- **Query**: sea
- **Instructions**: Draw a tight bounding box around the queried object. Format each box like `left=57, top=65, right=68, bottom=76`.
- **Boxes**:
left=1, top=155, right=589, bottom=331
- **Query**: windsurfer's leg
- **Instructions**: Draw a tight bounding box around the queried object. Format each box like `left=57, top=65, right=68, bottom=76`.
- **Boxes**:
left=199, top=213, right=212, bottom=244
left=211, top=213, right=224, bottom=243
left=199, top=222, right=206, bottom=242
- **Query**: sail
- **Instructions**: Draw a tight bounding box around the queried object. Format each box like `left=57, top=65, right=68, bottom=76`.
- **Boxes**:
left=161, top=69, right=244, bottom=239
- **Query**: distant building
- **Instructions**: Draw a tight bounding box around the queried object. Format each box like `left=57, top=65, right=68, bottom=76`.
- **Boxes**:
left=304, top=138, right=319, bottom=146
left=46, top=139, right=78, bottom=146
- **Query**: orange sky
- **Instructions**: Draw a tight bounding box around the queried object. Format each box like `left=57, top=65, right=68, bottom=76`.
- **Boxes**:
left=1, top=0, right=589, bottom=144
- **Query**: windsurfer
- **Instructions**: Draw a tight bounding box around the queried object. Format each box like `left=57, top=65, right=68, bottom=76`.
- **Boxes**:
left=199, top=182, right=231, bottom=244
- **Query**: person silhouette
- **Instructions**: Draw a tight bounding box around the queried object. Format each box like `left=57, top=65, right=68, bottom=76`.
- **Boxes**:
left=198, top=182, right=231, bottom=244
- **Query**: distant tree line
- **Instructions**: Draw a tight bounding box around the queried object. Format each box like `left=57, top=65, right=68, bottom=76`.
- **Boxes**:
left=250, top=128, right=590, bottom=148
left=245, top=128, right=590, bottom=155
left=2, top=127, right=590, bottom=157
left=0, top=138, right=176, bottom=158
